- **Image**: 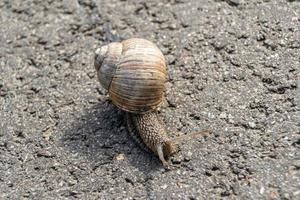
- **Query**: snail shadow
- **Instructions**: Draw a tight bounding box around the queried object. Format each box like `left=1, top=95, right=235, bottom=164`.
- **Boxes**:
left=61, top=101, right=161, bottom=173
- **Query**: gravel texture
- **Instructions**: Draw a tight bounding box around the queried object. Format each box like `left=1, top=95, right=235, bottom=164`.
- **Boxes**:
left=0, top=0, right=299, bottom=199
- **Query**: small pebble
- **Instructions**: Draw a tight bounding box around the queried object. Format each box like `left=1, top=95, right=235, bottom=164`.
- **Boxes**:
left=116, top=153, right=125, bottom=161
left=36, top=149, right=53, bottom=158
left=228, top=0, right=241, bottom=6
left=186, top=151, right=193, bottom=157
left=161, top=184, right=168, bottom=189
left=184, top=151, right=193, bottom=162
left=248, top=122, right=256, bottom=129
left=219, top=112, right=227, bottom=119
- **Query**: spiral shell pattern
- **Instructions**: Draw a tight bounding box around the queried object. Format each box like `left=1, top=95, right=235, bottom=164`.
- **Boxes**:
left=95, top=38, right=167, bottom=113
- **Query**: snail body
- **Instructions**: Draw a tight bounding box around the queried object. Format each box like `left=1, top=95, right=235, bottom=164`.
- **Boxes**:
left=94, top=38, right=209, bottom=168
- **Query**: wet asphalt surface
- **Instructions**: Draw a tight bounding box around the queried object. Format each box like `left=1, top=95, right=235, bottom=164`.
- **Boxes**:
left=0, top=0, right=299, bottom=199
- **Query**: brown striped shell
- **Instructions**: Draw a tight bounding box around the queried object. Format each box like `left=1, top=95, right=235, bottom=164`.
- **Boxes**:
left=94, top=38, right=167, bottom=113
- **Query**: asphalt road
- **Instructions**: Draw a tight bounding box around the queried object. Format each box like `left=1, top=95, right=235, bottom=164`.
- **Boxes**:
left=0, top=0, right=299, bottom=199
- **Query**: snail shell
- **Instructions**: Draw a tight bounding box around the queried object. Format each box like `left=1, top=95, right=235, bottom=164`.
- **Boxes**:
left=94, top=38, right=167, bottom=113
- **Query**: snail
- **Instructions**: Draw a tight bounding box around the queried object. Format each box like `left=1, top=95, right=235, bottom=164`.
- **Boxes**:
left=94, top=38, right=211, bottom=168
